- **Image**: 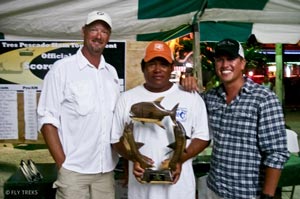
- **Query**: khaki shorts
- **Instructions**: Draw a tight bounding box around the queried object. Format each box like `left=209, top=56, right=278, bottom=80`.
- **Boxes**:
left=53, top=167, right=115, bottom=199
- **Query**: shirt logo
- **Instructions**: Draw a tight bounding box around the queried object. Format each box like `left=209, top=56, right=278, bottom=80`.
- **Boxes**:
left=176, top=108, right=187, bottom=122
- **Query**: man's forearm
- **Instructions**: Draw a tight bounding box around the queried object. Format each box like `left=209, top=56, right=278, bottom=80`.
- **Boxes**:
left=180, top=138, right=210, bottom=163
left=262, top=167, right=282, bottom=196
left=41, top=124, right=65, bottom=168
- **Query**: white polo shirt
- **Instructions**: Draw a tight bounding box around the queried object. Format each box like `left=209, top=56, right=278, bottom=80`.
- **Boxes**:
left=111, top=84, right=210, bottom=199
left=37, top=48, right=120, bottom=174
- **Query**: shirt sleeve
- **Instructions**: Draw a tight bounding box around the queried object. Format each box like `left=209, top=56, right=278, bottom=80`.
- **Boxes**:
left=37, top=64, right=63, bottom=131
left=110, top=94, right=128, bottom=144
left=258, top=92, right=289, bottom=169
left=191, top=93, right=210, bottom=141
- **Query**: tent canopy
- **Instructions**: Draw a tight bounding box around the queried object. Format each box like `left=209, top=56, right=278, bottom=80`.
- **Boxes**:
left=1, top=0, right=300, bottom=43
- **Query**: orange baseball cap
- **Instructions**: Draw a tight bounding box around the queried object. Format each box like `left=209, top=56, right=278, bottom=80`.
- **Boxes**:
left=143, top=41, right=174, bottom=63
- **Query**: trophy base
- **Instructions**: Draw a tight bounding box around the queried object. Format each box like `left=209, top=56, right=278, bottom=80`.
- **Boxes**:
left=140, top=169, right=173, bottom=184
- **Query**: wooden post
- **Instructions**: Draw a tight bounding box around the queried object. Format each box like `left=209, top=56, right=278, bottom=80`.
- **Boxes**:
left=193, top=23, right=204, bottom=91
left=275, top=43, right=283, bottom=104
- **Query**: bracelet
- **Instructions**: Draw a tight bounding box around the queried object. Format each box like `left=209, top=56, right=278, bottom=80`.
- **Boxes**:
left=260, top=193, right=274, bottom=199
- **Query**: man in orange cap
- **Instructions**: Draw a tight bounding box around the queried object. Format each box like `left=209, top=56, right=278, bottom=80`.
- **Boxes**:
left=111, top=41, right=210, bottom=199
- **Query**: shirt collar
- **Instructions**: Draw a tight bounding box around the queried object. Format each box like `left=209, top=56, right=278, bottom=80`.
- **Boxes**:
left=77, top=47, right=107, bottom=70
left=216, top=77, right=254, bottom=97
left=242, top=77, right=255, bottom=94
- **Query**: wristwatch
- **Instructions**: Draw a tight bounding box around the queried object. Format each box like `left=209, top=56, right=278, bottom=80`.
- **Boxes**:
left=260, top=193, right=274, bottom=199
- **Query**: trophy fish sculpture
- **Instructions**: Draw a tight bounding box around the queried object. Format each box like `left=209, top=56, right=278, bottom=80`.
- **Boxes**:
left=120, top=121, right=174, bottom=183
left=120, top=121, right=154, bottom=169
left=120, top=98, right=188, bottom=184
left=130, top=97, right=179, bottom=129
left=163, top=121, right=189, bottom=171
left=140, top=120, right=189, bottom=184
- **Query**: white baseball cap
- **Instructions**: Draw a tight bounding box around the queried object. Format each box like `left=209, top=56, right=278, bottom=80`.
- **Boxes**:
left=85, top=11, right=112, bottom=29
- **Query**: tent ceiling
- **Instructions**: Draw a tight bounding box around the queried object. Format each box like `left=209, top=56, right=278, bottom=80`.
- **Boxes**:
left=0, top=0, right=299, bottom=43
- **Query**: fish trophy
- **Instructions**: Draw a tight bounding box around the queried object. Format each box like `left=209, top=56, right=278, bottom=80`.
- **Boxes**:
left=130, top=96, right=178, bottom=129
left=120, top=121, right=153, bottom=169
left=141, top=121, right=188, bottom=184
left=120, top=97, right=187, bottom=184
left=165, top=121, right=188, bottom=172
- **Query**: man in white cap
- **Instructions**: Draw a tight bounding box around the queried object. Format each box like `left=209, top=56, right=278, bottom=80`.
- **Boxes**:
left=111, top=41, right=210, bottom=199
left=38, top=11, right=119, bottom=199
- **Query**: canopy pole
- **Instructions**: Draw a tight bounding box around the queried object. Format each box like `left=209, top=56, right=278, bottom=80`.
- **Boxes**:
left=192, top=0, right=207, bottom=92
left=193, top=23, right=204, bottom=91
left=275, top=43, right=283, bottom=104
